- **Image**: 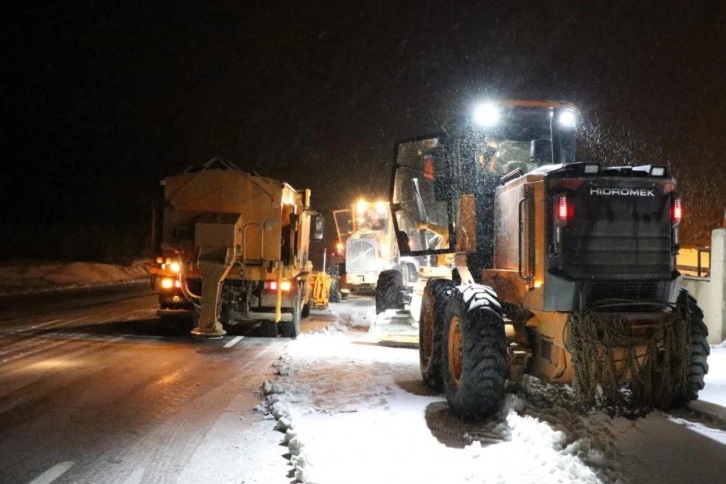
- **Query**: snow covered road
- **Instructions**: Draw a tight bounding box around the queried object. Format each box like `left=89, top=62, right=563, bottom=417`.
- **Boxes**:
left=262, top=296, right=726, bottom=484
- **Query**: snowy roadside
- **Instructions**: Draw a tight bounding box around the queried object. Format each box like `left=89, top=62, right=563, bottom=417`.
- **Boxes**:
left=0, top=259, right=151, bottom=295
left=255, top=297, right=726, bottom=484
left=258, top=302, right=629, bottom=484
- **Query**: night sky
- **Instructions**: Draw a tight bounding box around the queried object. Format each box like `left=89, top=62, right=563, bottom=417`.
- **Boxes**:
left=2, top=1, right=724, bottom=262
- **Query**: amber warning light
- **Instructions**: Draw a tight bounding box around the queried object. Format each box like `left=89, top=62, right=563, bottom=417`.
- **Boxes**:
left=265, top=280, right=292, bottom=292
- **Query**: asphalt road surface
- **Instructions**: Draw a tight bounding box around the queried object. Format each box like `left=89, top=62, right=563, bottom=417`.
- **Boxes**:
left=0, top=283, right=321, bottom=484
left=3, top=284, right=726, bottom=484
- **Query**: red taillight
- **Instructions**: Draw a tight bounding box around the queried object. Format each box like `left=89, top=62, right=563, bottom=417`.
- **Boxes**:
left=672, top=197, right=682, bottom=223
left=557, top=194, right=569, bottom=222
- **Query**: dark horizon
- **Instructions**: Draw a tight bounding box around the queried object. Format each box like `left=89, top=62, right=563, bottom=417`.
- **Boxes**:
left=2, top=1, right=724, bottom=263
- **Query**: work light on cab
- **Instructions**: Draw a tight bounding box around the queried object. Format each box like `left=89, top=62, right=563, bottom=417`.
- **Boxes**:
left=558, top=109, right=577, bottom=129
left=473, top=102, right=500, bottom=127
left=356, top=200, right=369, bottom=214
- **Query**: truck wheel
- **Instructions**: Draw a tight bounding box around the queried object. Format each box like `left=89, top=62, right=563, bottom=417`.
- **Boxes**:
left=302, top=302, right=311, bottom=318
left=301, top=281, right=311, bottom=318
left=280, top=284, right=302, bottom=339
left=442, top=284, right=508, bottom=419
left=674, top=289, right=710, bottom=405
left=420, top=279, right=456, bottom=391
left=375, top=269, right=403, bottom=314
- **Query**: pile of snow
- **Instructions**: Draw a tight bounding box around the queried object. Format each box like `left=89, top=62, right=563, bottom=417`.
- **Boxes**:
left=0, top=259, right=150, bottom=294
left=259, top=328, right=625, bottom=484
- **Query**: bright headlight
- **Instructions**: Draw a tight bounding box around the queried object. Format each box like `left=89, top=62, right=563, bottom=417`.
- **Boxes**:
left=473, top=103, right=500, bottom=127
left=170, top=262, right=181, bottom=273
left=558, top=109, right=577, bottom=129
left=356, top=200, right=369, bottom=214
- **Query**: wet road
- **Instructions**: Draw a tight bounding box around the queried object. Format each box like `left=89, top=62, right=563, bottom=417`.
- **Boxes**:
left=0, top=283, right=317, bottom=484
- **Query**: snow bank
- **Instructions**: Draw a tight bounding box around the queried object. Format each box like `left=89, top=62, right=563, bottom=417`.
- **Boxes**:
left=0, top=259, right=150, bottom=294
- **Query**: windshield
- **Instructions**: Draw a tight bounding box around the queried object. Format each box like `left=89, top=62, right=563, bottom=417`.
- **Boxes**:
left=332, top=209, right=353, bottom=245
left=465, top=105, right=577, bottom=176
left=353, top=202, right=389, bottom=232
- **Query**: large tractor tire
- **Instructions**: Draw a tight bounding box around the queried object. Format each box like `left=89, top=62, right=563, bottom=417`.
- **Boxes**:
left=674, top=288, right=710, bottom=405
left=375, top=269, right=403, bottom=314
left=419, top=278, right=456, bottom=391
left=441, top=284, right=508, bottom=419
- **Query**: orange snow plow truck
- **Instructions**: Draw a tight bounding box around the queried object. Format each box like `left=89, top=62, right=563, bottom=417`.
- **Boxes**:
left=151, top=158, right=324, bottom=337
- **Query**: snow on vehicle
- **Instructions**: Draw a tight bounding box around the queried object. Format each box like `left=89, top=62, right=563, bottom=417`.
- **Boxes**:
left=390, top=100, right=709, bottom=418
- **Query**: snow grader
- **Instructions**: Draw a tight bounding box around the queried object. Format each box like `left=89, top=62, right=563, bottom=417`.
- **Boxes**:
left=386, top=100, right=709, bottom=418
left=150, top=158, right=325, bottom=338
left=332, top=199, right=423, bottom=307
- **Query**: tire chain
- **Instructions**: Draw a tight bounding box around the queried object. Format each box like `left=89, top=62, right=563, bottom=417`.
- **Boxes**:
left=569, top=307, right=691, bottom=419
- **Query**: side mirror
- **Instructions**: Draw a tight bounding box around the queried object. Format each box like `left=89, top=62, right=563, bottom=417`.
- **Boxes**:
left=312, top=213, right=324, bottom=241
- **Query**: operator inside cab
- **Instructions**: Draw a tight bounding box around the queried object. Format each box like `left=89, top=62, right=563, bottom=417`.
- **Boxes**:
left=476, top=137, right=536, bottom=177
left=359, top=205, right=387, bottom=232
